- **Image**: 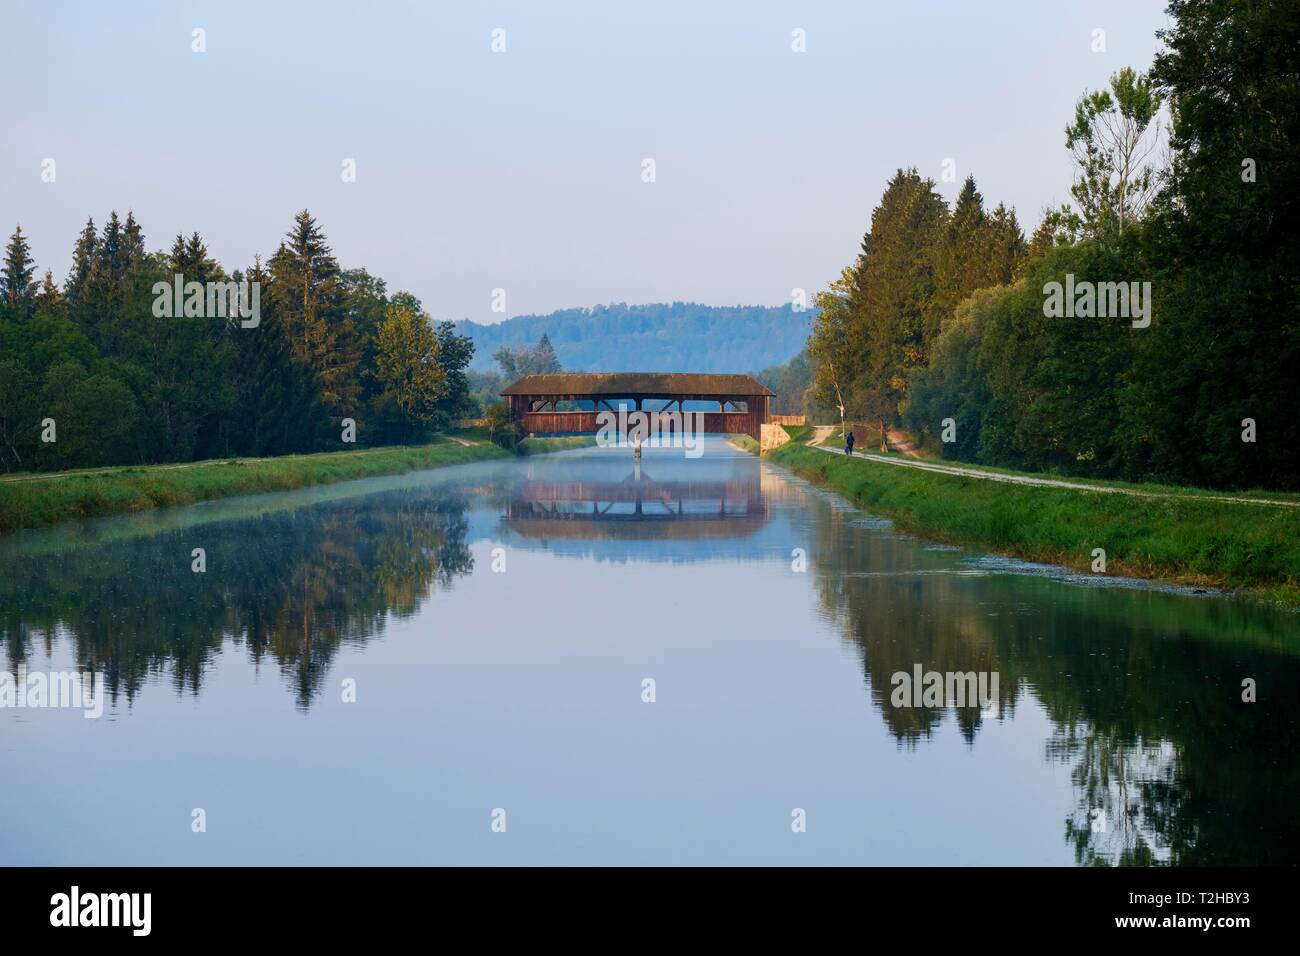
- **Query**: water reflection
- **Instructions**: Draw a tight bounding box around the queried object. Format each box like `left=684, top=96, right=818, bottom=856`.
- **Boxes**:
left=1, top=443, right=1297, bottom=865
left=497, top=451, right=780, bottom=564
left=503, top=461, right=766, bottom=541
left=800, top=497, right=1300, bottom=865
left=0, top=491, right=474, bottom=709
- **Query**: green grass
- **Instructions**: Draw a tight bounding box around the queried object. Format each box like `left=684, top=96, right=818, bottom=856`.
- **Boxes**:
left=781, top=423, right=812, bottom=443
left=0, top=439, right=526, bottom=533
left=449, top=425, right=493, bottom=443
left=769, top=441, right=1300, bottom=607
left=814, top=422, right=887, bottom=451
left=728, top=434, right=760, bottom=453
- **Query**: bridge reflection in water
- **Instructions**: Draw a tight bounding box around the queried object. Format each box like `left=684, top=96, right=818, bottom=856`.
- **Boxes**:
left=503, top=462, right=768, bottom=541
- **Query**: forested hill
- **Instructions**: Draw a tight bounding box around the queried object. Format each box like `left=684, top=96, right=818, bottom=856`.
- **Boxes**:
left=456, top=303, right=813, bottom=373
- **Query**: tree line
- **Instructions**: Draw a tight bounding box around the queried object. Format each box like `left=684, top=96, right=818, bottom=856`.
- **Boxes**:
left=806, top=0, right=1298, bottom=491
left=0, top=210, right=475, bottom=472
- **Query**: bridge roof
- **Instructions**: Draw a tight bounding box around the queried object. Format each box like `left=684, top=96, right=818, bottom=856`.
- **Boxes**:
left=501, top=372, right=772, bottom=397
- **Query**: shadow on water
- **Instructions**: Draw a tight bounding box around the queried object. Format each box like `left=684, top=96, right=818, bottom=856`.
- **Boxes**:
left=0, top=439, right=1296, bottom=864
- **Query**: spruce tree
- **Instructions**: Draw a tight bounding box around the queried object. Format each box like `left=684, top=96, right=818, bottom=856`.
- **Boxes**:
left=65, top=217, right=97, bottom=304
left=1, top=225, right=37, bottom=315
left=33, top=271, right=66, bottom=319
left=98, top=211, right=124, bottom=278
left=847, top=168, right=948, bottom=443
left=927, top=176, right=985, bottom=341
left=234, top=256, right=328, bottom=455
left=122, top=211, right=146, bottom=271
left=169, top=231, right=221, bottom=282
left=983, top=204, right=1027, bottom=283
left=268, top=211, right=361, bottom=417
left=77, top=212, right=127, bottom=342
left=532, top=332, right=561, bottom=373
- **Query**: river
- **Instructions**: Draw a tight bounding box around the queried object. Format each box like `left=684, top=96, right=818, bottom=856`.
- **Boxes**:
left=1, top=438, right=1296, bottom=865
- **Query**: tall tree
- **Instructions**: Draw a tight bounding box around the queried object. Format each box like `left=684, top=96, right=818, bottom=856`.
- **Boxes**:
left=982, top=203, right=1028, bottom=283
left=122, top=211, right=146, bottom=272
left=98, top=211, right=125, bottom=279
left=1120, top=0, right=1300, bottom=489
left=847, top=169, right=948, bottom=445
left=232, top=256, right=328, bottom=456
left=1063, top=67, right=1164, bottom=239
left=340, top=267, right=390, bottom=405
left=928, top=177, right=986, bottom=342
left=33, top=271, right=66, bottom=320
left=64, top=217, right=97, bottom=306
left=432, top=321, right=475, bottom=423
left=1, top=225, right=37, bottom=316
left=809, top=266, right=858, bottom=434
left=77, top=211, right=130, bottom=342
left=268, top=211, right=361, bottom=417
left=532, top=332, right=560, bottom=373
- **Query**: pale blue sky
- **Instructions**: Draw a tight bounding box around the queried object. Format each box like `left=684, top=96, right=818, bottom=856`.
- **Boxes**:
left=1, top=1, right=1170, bottom=324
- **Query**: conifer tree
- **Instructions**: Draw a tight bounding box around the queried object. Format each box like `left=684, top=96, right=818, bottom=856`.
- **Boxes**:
left=1, top=225, right=37, bottom=315
left=268, top=211, right=362, bottom=417
left=33, top=271, right=66, bottom=319
left=65, top=217, right=97, bottom=304
left=233, top=255, right=328, bottom=455
left=983, top=204, right=1027, bottom=283
left=847, top=168, right=948, bottom=444
left=532, top=332, right=561, bottom=373
left=927, top=176, right=986, bottom=341
left=169, top=231, right=222, bottom=282
left=98, top=211, right=124, bottom=278
left=122, top=211, right=146, bottom=271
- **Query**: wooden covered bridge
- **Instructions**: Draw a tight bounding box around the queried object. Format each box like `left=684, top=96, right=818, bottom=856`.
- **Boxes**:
left=502, top=372, right=773, bottom=441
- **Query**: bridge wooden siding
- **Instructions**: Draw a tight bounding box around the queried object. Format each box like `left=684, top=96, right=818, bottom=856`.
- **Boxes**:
left=502, top=373, right=773, bottom=442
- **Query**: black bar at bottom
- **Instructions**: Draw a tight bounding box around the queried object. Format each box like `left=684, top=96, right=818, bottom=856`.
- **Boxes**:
left=0, top=866, right=1282, bottom=942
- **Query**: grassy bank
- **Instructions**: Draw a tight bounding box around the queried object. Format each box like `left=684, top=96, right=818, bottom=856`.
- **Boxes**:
left=0, top=439, right=522, bottom=533
left=768, top=441, right=1300, bottom=607
left=728, top=434, right=760, bottom=453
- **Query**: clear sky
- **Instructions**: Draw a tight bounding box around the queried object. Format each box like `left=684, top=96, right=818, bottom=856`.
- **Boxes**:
left=1, top=0, right=1170, bottom=324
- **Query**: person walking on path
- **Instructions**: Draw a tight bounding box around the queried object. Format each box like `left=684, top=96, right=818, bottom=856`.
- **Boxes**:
left=844, top=428, right=855, bottom=456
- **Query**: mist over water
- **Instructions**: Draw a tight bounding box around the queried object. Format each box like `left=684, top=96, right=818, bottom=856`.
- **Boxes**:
left=2, top=438, right=1296, bottom=865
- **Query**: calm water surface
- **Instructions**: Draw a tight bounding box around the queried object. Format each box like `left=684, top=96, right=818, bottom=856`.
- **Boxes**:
left=1, top=438, right=1296, bottom=865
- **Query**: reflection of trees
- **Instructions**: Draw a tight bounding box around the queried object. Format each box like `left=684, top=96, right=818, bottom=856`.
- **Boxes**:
left=805, top=501, right=1300, bottom=865
left=804, top=503, right=1019, bottom=744
left=1053, top=724, right=1172, bottom=865
left=0, top=493, right=473, bottom=708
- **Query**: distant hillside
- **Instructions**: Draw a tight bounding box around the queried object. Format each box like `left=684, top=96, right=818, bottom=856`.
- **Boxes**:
left=457, top=302, right=813, bottom=374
